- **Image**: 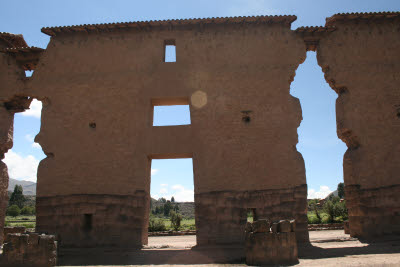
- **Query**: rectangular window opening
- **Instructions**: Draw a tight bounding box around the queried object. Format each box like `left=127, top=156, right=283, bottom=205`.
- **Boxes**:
left=152, top=98, right=191, bottom=126
left=83, top=214, right=93, bottom=232
left=247, top=208, right=257, bottom=223
left=25, top=70, right=34, bottom=77
left=164, top=40, right=176, bottom=62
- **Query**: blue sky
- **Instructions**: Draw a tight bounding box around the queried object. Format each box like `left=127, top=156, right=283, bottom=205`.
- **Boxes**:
left=2, top=0, right=399, bottom=200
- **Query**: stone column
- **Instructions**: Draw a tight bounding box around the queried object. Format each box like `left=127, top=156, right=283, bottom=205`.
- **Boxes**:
left=318, top=13, right=400, bottom=239
left=0, top=106, right=14, bottom=244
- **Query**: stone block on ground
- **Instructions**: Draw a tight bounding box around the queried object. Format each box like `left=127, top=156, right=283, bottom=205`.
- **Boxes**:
left=252, top=219, right=270, bottom=233
left=2, top=233, right=57, bottom=267
left=245, top=219, right=298, bottom=265
left=246, top=232, right=298, bottom=265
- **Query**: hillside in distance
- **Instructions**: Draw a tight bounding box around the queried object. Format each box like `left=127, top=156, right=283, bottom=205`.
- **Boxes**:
left=151, top=198, right=195, bottom=219
left=8, top=178, right=36, bottom=195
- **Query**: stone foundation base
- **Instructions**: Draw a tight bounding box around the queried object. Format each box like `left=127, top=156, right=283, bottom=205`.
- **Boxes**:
left=195, top=185, right=309, bottom=246
left=36, top=192, right=149, bottom=248
left=245, top=219, right=298, bottom=266
left=2, top=233, right=57, bottom=267
left=346, top=184, right=400, bottom=239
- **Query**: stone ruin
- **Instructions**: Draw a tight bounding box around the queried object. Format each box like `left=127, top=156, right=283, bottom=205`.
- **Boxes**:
left=2, top=232, right=57, bottom=267
left=0, top=11, right=399, bottom=263
left=3, top=226, right=26, bottom=238
left=245, top=219, right=298, bottom=265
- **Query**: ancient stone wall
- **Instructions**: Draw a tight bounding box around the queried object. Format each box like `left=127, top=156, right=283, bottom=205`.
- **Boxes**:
left=0, top=34, right=27, bottom=245
left=2, top=233, right=57, bottom=267
left=317, top=13, right=400, bottom=238
left=36, top=192, right=148, bottom=247
left=26, top=16, right=308, bottom=247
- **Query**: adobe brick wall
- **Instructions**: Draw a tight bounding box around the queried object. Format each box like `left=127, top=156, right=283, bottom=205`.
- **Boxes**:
left=26, top=17, right=308, bottom=247
left=196, top=185, right=308, bottom=245
left=36, top=192, right=149, bottom=247
left=0, top=37, right=26, bottom=246
left=317, top=15, right=400, bottom=238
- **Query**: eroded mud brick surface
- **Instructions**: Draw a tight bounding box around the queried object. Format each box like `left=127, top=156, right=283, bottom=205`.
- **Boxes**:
left=317, top=13, right=400, bottom=239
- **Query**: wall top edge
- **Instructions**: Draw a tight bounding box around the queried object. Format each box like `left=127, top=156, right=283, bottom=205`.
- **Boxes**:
left=40, top=15, right=297, bottom=37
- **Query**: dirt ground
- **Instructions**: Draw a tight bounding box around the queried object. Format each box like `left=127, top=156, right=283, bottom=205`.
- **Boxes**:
left=58, top=230, right=400, bottom=266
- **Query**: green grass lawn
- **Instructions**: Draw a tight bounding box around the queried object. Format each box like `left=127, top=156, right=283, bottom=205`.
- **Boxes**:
left=5, top=215, right=36, bottom=228
left=5, top=215, right=36, bottom=222
left=159, top=218, right=196, bottom=230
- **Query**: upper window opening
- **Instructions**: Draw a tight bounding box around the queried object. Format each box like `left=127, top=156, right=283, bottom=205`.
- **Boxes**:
left=153, top=105, right=191, bottom=126
left=152, top=98, right=191, bottom=126
left=164, top=40, right=176, bottom=62
left=25, top=70, right=33, bottom=77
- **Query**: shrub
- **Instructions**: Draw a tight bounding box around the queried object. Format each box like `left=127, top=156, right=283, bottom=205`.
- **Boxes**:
left=170, top=211, right=182, bottom=231
left=323, top=201, right=335, bottom=223
left=7, top=205, right=21, bottom=217
left=307, top=213, right=321, bottom=224
left=148, top=216, right=166, bottom=232
left=21, top=206, right=34, bottom=215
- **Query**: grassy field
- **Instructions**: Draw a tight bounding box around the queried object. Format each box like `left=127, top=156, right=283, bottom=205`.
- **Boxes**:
left=159, top=218, right=196, bottom=230
left=5, top=215, right=36, bottom=228
left=5, top=215, right=36, bottom=221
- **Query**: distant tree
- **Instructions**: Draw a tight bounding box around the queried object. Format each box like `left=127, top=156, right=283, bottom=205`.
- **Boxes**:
left=313, top=206, right=322, bottom=224
left=7, top=205, right=21, bottom=217
left=21, top=206, right=34, bottom=215
left=170, top=210, right=182, bottom=231
left=163, top=201, right=173, bottom=216
left=173, top=204, right=179, bottom=212
left=159, top=197, right=167, bottom=203
left=9, top=185, right=26, bottom=209
left=337, top=182, right=345, bottom=199
left=171, top=196, right=175, bottom=203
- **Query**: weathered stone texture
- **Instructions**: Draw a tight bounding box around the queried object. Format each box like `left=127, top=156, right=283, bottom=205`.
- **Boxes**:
left=27, top=18, right=308, bottom=248
left=36, top=192, right=149, bottom=247
left=245, top=219, right=298, bottom=266
left=195, top=185, right=308, bottom=246
left=318, top=15, right=400, bottom=238
left=4, top=226, right=26, bottom=241
left=2, top=233, right=57, bottom=267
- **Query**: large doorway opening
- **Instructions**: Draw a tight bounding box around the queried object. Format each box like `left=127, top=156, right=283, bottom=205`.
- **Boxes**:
left=148, top=158, right=196, bottom=249
left=3, top=99, right=45, bottom=231
left=290, top=51, right=347, bottom=225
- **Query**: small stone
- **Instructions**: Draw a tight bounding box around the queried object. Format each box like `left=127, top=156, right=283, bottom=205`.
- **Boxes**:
left=253, top=219, right=271, bottom=233
left=278, top=220, right=291, bottom=233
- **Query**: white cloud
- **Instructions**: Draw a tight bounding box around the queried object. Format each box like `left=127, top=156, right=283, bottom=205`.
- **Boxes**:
left=151, top=184, right=194, bottom=202
left=151, top=169, right=158, bottom=175
left=3, top=150, right=39, bottom=182
left=32, top=143, right=41, bottom=149
left=25, top=134, right=41, bottom=148
left=21, top=99, right=42, bottom=118
left=308, top=186, right=333, bottom=199
left=170, top=184, right=194, bottom=202
left=160, top=188, right=168, bottom=194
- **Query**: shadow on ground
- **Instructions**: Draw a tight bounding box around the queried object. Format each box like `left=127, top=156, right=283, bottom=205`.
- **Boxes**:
left=299, top=240, right=400, bottom=260
left=58, top=246, right=245, bottom=266
left=58, top=240, right=400, bottom=266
